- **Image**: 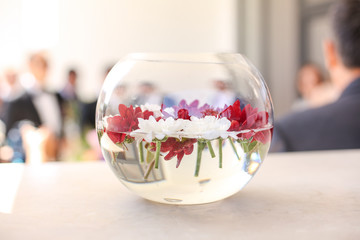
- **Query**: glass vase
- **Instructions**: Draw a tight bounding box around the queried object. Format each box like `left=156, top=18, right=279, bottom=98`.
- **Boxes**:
left=96, top=53, right=274, bottom=205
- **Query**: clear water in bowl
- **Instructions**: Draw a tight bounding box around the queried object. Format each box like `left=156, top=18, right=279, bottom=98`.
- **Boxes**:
left=99, top=128, right=271, bottom=205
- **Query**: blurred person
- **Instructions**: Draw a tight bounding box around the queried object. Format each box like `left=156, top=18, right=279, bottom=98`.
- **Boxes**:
left=107, top=84, right=130, bottom=114
left=60, top=69, right=78, bottom=102
left=57, top=68, right=85, bottom=161
left=0, top=68, right=23, bottom=122
left=292, top=63, right=338, bottom=111
left=0, top=119, right=6, bottom=147
left=59, top=68, right=81, bottom=126
left=0, top=68, right=24, bottom=102
left=0, top=99, right=4, bottom=123
left=80, top=65, right=112, bottom=134
left=0, top=119, right=15, bottom=163
left=3, top=52, right=63, bottom=162
left=0, top=84, right=4, bottom=122
left=271, top=0, right=360, bottom=152
left=76, top=65, right=113, bottom=161
left=133, top=81, right=162, bottom=106
left=211, top=79, right=236, bottom=108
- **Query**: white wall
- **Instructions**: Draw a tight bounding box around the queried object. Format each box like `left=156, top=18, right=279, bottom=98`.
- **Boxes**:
left=0, top=0, right=239, bottom=101
left=239, top=0, right=300, bottom=117
left=0, top=0, right=24, bottom=69
left=0, top=0, right=303, bottom=116
left=242, top=0, right=265, bottom=71
left=267, top=0, right=300, bottom=117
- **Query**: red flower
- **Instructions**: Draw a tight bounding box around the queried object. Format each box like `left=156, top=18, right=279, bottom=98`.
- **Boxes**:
left=150, top=137, right=197, bottom=168
left=177, top=108, right=191, bottom=120
left=106, top=104, right=153, bottom=144
left=201, top=107, right=220, bottom=117
left=220, top=100, right=271, bottom=144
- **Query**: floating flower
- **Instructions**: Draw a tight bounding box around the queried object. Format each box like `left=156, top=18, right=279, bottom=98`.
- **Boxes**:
left=174, top=99, right=204, bottom=118
left=106, top=104, right=153, bottom=144
left=162, top=100, right=210, bottom=119
left=177, top=108, right=191, bottom=120
left=100, top=130, right=124, bottom=152
left=182, top=116, right=237, bottom=140
left=149, top=137, right=197, bottom=168
left=140, top=104, right=162, bottom=118
left=201, top=105, right=221, bottom=117
left=161, top=107, right=175, bottom=118
left=219, top=100, right=270, bottom=144
left=102, top=99, right=272, bottom=177
left=130, top=116, right=188, bottom=142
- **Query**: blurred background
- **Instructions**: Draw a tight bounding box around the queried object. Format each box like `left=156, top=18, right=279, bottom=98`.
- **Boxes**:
left=0, top=0, right=336, bottom=162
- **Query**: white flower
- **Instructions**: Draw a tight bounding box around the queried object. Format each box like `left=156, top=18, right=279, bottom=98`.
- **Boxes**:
left=140, top=104, right=162, bottom=118
left=130, top=116, right=188, bottom=142
left=182, top=116, right=237, bottom=140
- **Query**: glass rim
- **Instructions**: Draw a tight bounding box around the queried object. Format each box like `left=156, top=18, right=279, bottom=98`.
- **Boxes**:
left=125, top=52, right=247, bottom=64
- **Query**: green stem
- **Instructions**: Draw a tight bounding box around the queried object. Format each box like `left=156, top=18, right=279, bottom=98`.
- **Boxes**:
left=229, top=138, right=240, bottom=160
left=195, top=141, right=205, bottom=177
left=139, top=141, right=144, bottom=163
left=144, top=160, right=155, bottom=180
left=219, top=138, right=223, bottom=168
left=146, top=149, right=152, bottom=163
left=154, top=140, right=161, bottom=169
left=206, top=140, right=216, bottom=158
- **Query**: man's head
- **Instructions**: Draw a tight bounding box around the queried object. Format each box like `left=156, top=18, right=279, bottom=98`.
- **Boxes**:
left=324, top=0, right=360, bottom=90
left=68, top=69, right=77, bottom=86
left=29, top=53, right=48, bottom=87
left=296, top=63, right=325, bottom=99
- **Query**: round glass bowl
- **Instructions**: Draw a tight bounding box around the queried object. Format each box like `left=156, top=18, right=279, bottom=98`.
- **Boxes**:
left=96, top=53, right=273, bottom=205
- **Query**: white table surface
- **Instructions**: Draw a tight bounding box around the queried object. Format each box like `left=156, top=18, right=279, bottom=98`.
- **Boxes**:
left=1, top=149, right=360, bottom=240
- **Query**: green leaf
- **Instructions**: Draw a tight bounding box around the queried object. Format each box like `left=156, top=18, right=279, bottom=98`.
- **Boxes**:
left=247, top=141, right=258, bottom=153
left=239, top=139, right=259, bottom=154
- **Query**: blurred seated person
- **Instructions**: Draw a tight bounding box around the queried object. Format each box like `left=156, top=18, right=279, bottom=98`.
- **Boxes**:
left=271, top=0, right=360, bottom=152
left=3, top=52, right=63, bottom=162
left=292, top=63, right=338, bottom=111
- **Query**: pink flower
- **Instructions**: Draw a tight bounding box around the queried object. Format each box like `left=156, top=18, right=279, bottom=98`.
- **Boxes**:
left=162, top=100, right=213, bottom=119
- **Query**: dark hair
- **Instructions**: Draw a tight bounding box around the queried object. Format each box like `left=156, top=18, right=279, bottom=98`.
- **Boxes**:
left=68, top=69, right=77, bottom=76
left=331, top=0, right=360, bottom=68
